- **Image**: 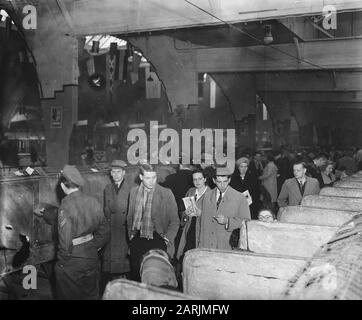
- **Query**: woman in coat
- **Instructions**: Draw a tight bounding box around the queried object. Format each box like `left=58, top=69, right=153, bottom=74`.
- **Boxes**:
left=230, top=157, right=260, bottom=220
left=176, top=168, right=209, bottom=261
left=259, top=153, right=278, bottom=211
left=320, top=161, right=336, bottom=187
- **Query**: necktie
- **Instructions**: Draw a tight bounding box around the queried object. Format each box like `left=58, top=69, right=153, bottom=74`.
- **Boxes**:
left=194, top=193, right=198, bottom=202
left=216, top=192, right=223, bottom=209
left=298, top=180, right=305, bottom=195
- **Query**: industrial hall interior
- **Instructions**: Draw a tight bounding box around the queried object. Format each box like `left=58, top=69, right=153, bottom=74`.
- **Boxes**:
left=1, top=0, right=362, bottom=301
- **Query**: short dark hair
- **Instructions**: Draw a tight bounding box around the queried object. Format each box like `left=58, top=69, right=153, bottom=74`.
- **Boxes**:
left=139, top=163, right=157, bottom=176
left=293, top=160, right=306, bottom=168
left=192, top=168, right=205, bottom=178
left=314, top=153, right=328, bottom=161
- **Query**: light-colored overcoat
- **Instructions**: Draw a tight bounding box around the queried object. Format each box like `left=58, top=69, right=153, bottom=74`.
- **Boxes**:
left=199, top=186, right=250, bottom=250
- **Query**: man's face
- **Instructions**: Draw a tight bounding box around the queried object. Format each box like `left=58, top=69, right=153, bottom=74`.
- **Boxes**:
left=213, top=175, right=230, bottom=193
left=293, top=163, right=306, bottom=180
left=111, top=168, right=125, bottom=184
left=140, top=171, right=157, bottom=189
left=319, top=157, right=327, bottom=168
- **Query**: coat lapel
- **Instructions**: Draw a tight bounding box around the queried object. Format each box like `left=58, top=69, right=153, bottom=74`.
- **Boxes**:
left=210, top=188, right=218, bottom=210
left=304, top=177, right=310, bottom=195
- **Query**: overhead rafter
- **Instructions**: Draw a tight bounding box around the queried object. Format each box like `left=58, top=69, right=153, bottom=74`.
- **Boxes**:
left=306, top=18, right=334, bottom=38
left=51, top=0, right=362, bottom=36
left=197, top=38, right=362, bottom=72
left=310, top=101, right=362, bottom=109
left=55, top=0, right=74, bottom=35
left=259, top=91, right=362, bottom=103
left=254, top=71, right=362, bottom=92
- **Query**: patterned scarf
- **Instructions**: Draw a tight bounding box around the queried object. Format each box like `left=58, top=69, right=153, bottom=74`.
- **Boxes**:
left=132, top=184, right=155, bottom=239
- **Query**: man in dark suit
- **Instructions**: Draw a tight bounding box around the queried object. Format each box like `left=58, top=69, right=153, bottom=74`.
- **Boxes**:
left=307, top=154, right=327, bottom=188
left=127, top=164, right=180, bottom=281
left=277, top=161, right=320, bottom=207
left=161, top=163, right=194, bottom=215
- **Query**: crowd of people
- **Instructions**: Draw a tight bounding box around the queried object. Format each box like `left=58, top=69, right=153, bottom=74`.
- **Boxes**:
left=39, top=145, right=362, bottom=299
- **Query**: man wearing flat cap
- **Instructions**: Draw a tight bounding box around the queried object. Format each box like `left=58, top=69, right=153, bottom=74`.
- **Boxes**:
left=102, top=160, right=131, bottom=283
left=199, top=166, right=250, bottom=250
left=55, top=165, right=110, bottom=300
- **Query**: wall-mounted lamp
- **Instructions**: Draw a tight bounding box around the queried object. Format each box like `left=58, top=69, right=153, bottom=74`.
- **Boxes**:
left=263, top=25, right=273, bottom=44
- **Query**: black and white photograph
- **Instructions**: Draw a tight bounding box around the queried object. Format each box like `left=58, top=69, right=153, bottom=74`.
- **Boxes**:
left=1, top=0, right=362, bottom=306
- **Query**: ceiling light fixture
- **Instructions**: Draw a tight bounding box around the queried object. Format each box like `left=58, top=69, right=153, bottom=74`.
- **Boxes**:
left=263, top=25, right=273, bottom=44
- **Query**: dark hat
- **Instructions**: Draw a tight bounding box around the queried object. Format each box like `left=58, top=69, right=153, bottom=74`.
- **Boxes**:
left=110, top=159, right=127, bottom=169
left=215, top=166, right=233, bottom=176
left=61, top=165, right=85, bottom=187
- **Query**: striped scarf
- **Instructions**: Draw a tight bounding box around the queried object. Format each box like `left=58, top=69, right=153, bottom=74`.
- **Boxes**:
left=132, top=184, right=155, bottom=239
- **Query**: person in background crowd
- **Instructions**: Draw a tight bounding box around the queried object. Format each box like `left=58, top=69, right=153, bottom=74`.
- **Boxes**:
left=335, top=165, right=349, bottom=180
left=199, top=153, right=216, bottom=189
left=230, top=157, right=260, bottom=220
left=105, top=144, right=121, bottom=164
left=275, top=149, right=293, bottom=194
left=176, top=168, right=210, bottom=264
left=307, top=153, right=327, bottom=188
left=277, top=161, right=320, bottom=207
left=337, top=150, right=357, bottom=176
left=320, top=161, right=336, bottom=187
left=249, top=151, right=264, bottom=177
left=162, top=163, right=194, bottom=216
left=55, top=165, right=110, bottom=300
left=356, top=148, right=362, bottom=171
left=199, top=167, right=250, bottom=250
left=259, top=153, right=278, bottom=213
left=161, top=163, right=194, bottom=264
left=101, top=160, right=130, bottom=290
left=127, top=164, right=179, bottom=281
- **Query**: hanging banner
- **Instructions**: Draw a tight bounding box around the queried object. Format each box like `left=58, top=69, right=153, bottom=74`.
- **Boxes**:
left=117, top=49, right=126, bottom=81
left=145, top=66, right=161, bottom=99
left=132, top=52, right=142, bottom=74
left=106, top=54, right=116, bottom=103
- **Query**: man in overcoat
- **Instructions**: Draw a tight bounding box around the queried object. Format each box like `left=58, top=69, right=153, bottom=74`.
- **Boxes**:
left=199, top=167, right=251, bottom=250
left=127, top=164, right=179, bottom=281
left=102, top=160, right=131, bottom=280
